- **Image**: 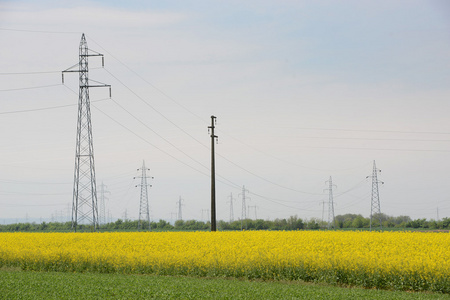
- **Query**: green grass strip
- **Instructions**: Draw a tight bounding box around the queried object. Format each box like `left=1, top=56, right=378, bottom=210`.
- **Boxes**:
left=0, top=269, right=449, bottom=300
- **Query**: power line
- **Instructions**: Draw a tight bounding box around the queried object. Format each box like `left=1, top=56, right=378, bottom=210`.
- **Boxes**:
left=0, top=83, right=62, bottom=92
left=0, top=67, right=102, bottom=76
left=85, top=42, right=360, bottom=195
left=291, top=127, right=450, bottom=135
left=0, top=179, right=71, bottom=185
left=217, top=129, right=371, bottom=172
left=104, top=67, right=208, bottom=148
left=0, top=98, right=109, bottom=115
left=109, top=97, right=210, bottom=173
left=72, top=93, right=241, bottom=192
left=309, top=146, right=450, bottom=153
left=294, top=136, right=450, bottom=142
left=0, top=70, right=61, bottom=75
left=217, top=152, right=323, bottom=195
left=86, top=36, right=207, bottom=123
left=0, top=27, right=81, bottom=34
left=248, top=191, right=322, bottom=212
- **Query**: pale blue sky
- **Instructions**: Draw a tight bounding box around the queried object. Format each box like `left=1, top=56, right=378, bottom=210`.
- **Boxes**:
left=0, top=0, right=450, bottom=224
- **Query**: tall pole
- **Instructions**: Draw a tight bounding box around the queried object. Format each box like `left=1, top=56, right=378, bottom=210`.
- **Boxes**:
left=177, top=197, right=183, bottom=221
left=239, top=185, right=249, bottom=230
left=99, top=182, right=110, bottom=226
left=228, top=193, right=234, bottom=223
left=208, top=116, right=218, bottom=231
left=325, top=176, right=336, bottom=229
left=367, top=160, right=383, bottom=231
left=135, top=160, right=153, bottom=231
left=63, top=33, right=110, bottom=232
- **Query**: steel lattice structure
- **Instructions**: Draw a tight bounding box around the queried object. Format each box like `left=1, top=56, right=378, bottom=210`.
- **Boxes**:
left=62, top=33, right=110, bottom=231
left=368, top=160, right=383, bottom=230
left=136, top=160, right=152, bottom=231
left=326, top=176, right=336, bottom=229
left=99, top=182, right=110, bottom=226
left=240, top=185, right=249, bottom=230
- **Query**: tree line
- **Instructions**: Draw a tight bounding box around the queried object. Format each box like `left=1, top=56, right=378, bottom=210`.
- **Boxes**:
left=0, top=213, right=449, bottom=232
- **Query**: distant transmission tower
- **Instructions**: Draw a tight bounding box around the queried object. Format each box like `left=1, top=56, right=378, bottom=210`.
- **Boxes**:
left=177, top=197, right=184, bottom=221
left=248, top=205, right=258, bottom=220
left=324, top=176, right=336, bottom=229
left=135, top=160, right=153, bottom=231
left=227, top=193, right=235, bottom=223
left=239, top=186, right=249, bottom=230
left=62, top=33, right=111, bottom=232
left=99, top=182, right=110, bottom=226
left=367, top=160, right=384, bottom=231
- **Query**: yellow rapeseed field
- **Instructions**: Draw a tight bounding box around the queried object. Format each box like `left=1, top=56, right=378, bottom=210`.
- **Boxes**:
left=0, top=231, right=448, bottom=292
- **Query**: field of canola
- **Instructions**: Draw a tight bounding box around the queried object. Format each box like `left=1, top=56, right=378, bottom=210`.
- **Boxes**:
left=0, top=231, right=449, bottom=293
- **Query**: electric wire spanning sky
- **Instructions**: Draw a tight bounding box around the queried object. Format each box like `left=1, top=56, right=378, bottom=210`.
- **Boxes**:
left=0, top=0, right=450, bottom=223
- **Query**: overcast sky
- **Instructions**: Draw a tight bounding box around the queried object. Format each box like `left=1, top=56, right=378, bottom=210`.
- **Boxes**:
left=1, top=0, right=450, bottom=224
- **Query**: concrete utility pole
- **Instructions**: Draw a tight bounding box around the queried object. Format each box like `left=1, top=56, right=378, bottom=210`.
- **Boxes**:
left=62, top=33, right=111, bottom=232
left=208, top=116, right=218, bottom=231
left=367, top=160, right=384, bottom=231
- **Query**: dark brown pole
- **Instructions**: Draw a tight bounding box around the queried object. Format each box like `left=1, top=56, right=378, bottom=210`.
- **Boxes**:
left=209, top=115, right=217, bottom=231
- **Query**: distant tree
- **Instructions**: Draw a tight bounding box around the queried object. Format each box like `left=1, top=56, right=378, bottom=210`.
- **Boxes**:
left=306, top=218, right=320, bottom=230
left=174, top=220, right=185, bottom=229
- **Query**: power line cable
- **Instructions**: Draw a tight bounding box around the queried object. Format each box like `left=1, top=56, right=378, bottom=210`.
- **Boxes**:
left=0, top=27, right=81, bottom=34
left=103, top=67, right=208, bottom=148
left=309, top=146, right=450, bottom=153
left=63, top=85, right=241, bottom=190
left=291, top=127, right=450, bottom=135
left=249, top=191, right=322, bottom=212
left=84, top=39, right=369, bottom=193
left=293, top=136, right=450, bottom=142
left=86, top=36, right=207, bottom=123
left=0, top=83, right=62, bottom=92
left=109, top=97, right=210, bottom=172
left=217, top=129, right=371, bottom=172
left=0, top=98, right=109, bottom=115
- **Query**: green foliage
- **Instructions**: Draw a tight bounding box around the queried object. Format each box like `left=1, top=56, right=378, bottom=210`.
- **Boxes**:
left=0, top=215, right=449, bottom=232
left=0, top=270, right=448, bottom=300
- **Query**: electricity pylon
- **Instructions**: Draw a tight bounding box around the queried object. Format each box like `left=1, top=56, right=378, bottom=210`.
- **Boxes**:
left=239, top=186, right=249, bottom=230
left=62, top=33, right=110, bottom=232
left=324, top=176, right=336, bottom=229
left=99, top=182, right=110, bottom=226
left=248, top=205, right=258, bottom=220
left=227, top=193, right=235, bottom=223
left=367, top=160, right=384, bottom=231
left=135, top=160, right=153, bottom=231
left=177, top=197, right=184, bottom=221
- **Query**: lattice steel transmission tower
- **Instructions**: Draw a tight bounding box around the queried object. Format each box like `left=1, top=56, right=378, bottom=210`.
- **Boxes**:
left=135, top=160, right=153, bottom=231
left=325, top=176, right=336, bottom=229
left=99, top=182, right=110, bottom=226
left=239, top=186, right=249, bottom=230
left=177, top=197, right=184, bottom=221
left=367, top=160, right=384, bottom=231
left=248, top=205, right=258, bottom=220
left=227, top=193, right=235, bottom=223
left=62, top=33, right=110, bottom=231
